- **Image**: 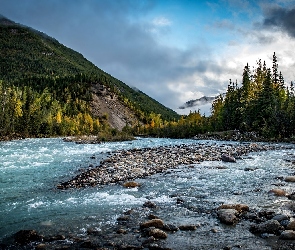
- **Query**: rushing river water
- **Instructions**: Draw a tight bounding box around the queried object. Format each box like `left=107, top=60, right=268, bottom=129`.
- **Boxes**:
left=1, top=137, right=295, bottom=249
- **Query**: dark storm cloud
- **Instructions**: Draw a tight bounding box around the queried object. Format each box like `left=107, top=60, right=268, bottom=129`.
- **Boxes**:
left=262, top=5, right=295, bottom=37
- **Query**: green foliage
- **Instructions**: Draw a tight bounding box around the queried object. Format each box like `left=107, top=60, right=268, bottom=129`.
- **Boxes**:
left=0, top=17, right=179, bottom=139
left=210, top=53, right=295, bottom=139
left=134, top=110, right=210, bottom=138
left=0, top=19, right=179, bottom=124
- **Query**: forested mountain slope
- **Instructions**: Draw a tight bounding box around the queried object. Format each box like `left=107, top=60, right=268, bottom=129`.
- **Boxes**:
left=0, top=15, right=179, bottom=136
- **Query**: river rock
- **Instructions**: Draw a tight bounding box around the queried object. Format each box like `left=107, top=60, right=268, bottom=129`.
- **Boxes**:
left=249, top=220, right=284, bottom=235
left=269, top=189, right=288, bottom=197
left=272, top=214, right=289, bottom=222
left=178, top=224, right=198, bottom=230
left=279, top=230, right=295, bottom=240
left=143, top=201, right=157, bottom=209
left=140, top=219, right=164, bottom=229
left=148, top=228, right=168, bottom=239
left=163, top=224, right=179, bottom=232
left=123, top=181, right=140, bottom=188
left=285, top=176, right=295, bottom=182
left=217, top=209, right=238, bottom=225
left=221, top=154, right=236, bottom=162
left=286, top=221, right=295, bottom=230
left=217, top=204, right=249, bottom=213
left=14, top=230, right=43, bottom=245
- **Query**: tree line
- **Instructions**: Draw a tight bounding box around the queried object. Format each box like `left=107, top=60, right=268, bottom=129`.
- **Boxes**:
left=136, top=53, right=295, bottom=140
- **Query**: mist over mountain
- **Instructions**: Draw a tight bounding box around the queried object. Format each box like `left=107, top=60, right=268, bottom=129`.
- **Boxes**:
left=179, top=96, right=216, bottom=110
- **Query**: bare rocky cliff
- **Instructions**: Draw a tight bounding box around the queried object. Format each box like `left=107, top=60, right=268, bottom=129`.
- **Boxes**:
left=90, top=83, right=140, bottom=130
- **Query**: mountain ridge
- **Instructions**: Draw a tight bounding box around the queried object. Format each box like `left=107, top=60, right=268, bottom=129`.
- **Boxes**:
left=0, top=15, right=179, bottom=132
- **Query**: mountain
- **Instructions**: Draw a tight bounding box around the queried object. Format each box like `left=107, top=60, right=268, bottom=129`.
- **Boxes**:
left=179, top=96, right=216, bottom=109
left=0, top=15, right=179, bottom=131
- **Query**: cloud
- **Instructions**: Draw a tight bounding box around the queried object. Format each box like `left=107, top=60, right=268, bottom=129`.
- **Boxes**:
left=2, top=0, right=294, bottom=117
left=152, top=16, right=172, bottom=26
left=262, top=5, right=295, bottom=37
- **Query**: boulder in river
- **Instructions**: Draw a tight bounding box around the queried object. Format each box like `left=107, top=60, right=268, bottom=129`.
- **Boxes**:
left=140, top=219, right=164, bottom=229
left=148, top=228, right=168, bottom=239
left=221, top=154, right=236, bottom=163
left=285, top=176, right=295, bottom=182
left=279, top=230, right=295, bottom=240
left=217, top=204, right=249, bottom=213
left=217, top=209, right=238, bottom=225
left=287, top=221, right=295, bottom=230
left=249, top=220, right=284, bottom=235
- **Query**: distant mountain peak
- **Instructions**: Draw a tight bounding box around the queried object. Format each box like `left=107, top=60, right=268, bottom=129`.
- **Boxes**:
left=179, top=96, right=216, bottom=109
left=0, top=14, right=15, bottom=26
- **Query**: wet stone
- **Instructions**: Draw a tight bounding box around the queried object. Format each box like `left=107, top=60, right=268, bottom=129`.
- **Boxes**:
left=279, top=230, right=295, bottom=240
left=217, top=209, right=239, bottom=225
left=148, top=228, right=168, bottom=239
left=140, top=219, right=164, bottom=229
left=249, top=220, right=284, bottom=235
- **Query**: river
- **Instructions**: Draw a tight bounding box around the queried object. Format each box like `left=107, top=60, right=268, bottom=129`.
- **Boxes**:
left=1, top=137, right=295, bottom=249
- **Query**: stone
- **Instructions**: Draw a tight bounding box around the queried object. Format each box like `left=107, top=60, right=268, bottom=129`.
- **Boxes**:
left=148, top=228, right=168, bottom=239
left=249, top=220, right=284, bottom=235
left=286, top=221, right=295, bottom=230
left=14, top=230, right=43, bottom=245
left=143, top=201, right=157, bottom=208
left=163, top=224, right=179, bottom=232
left=178, top=224, right=198, bottom=230
left=148, top=214, right=160, bottom=220
left=217, top=209, right=238, bottom=225
left=221, top=154, right=236, bottom=162
left=123, top=181, right=140, bottom=188
left=140, top=219, right=164, bottom=229
left=116, top=228, right=127, bottom=234
left=285, top=176, right=295, bottom=182
left=269, top=189, right=287, bottom=197
left=217, top=204, right=249, bottom=213
left=279, top=230, right=295, bottom=240
left=272, top=214, right=289, bottom=222
left=35, top=244, right=47, bottom=249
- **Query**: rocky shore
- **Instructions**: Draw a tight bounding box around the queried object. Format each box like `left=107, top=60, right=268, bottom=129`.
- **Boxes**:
left=5, top=199, right=295, bottom=250
left=57, top=142, right=287, bottom=189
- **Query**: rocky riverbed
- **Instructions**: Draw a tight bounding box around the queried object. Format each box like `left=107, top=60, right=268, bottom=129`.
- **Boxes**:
left=3, top=140, right=295, bottom=249
left=57, top=142, right=287, bottom=189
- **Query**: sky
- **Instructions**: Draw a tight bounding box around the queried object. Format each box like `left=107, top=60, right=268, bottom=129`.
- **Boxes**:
left=1, top=0, right=295, bottom=116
